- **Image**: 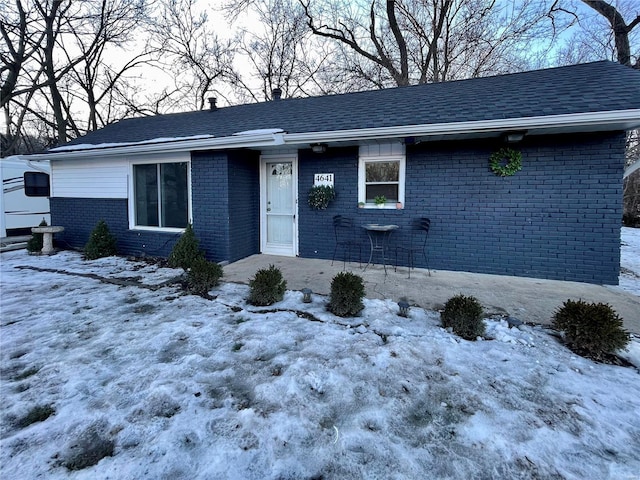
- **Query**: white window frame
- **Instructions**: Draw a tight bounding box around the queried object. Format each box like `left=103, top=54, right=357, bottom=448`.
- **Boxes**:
left=358, top=145, right=406, bottom=209
left=127, top=152, right=192, bottom=232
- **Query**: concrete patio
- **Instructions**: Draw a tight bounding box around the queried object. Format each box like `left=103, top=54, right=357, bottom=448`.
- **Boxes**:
left=224, top=254, right=640, bottom=334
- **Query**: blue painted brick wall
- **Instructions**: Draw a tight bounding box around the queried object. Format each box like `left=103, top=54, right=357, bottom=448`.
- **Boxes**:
left=227, top=150, right=260, bottom=261
left=51, top=149, right=260, bottom=263
left=50, top=197, right=182, bottom=257
left=298, top=132, right=624, bottom=284
left=298, top=147, right=365, bottom=260
left=51, top=131, right=624, bottom=284
left=191, top=150, right=260, bottom=263
left=191, top=151, right=230, bottom=261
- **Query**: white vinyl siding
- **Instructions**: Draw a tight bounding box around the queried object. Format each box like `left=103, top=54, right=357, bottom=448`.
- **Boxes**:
left=51, top=158, right=128, bottom=198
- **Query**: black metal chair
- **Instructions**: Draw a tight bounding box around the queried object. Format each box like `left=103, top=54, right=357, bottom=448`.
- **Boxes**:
left=332, top=215, right=362, bottom=269
left=395, top=218, right=431, bottom=278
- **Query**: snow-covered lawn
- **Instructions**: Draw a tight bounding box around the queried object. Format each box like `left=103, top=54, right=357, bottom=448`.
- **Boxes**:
left=1, top=230, right=639, bottom=479
left=618, top=226, right=640, bottom=295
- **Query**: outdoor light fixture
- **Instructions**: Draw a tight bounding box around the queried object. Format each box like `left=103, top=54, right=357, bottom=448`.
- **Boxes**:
left=302, top=288, right=313, bottom=303
left=503, top=131, right=526, bottom=144
left=310, top=143, right=327, bottom=154
left=398, top=300, right=410, bottom=317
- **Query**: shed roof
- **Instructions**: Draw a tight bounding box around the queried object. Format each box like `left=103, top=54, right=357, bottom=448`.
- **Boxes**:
left=56, top=61, right=640, bottom=153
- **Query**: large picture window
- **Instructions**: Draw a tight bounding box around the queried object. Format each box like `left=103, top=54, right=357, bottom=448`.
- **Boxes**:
left=133, top=162, right=189, bottom=228
left=358, top=145, right=405, bottom=208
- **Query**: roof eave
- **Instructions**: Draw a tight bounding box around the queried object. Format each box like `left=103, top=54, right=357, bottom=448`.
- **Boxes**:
left=282, top=109, right=640, bottom=144
left=26, top=109, right=640, bottom=161
left=26, top=131, right=286, bottom=161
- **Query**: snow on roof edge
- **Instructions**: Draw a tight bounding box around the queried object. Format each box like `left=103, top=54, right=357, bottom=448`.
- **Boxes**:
left=49, top=134, right=216, bottom=152
left=232, top=128, right=285, bottom=136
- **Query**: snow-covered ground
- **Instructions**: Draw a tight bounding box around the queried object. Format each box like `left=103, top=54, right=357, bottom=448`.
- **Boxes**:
left=618, top=226, right=640, bottom=295
left=1, top=229, right=639, bottom=480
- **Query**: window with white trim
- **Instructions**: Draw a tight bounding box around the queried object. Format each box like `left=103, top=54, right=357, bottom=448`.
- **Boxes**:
left=358, top=144, right=405, bottom=207
left=132, top=161, right=189, bottom=228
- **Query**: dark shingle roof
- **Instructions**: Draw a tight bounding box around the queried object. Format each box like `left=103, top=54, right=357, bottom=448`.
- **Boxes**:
left=66, top=61, right=640, bottom=147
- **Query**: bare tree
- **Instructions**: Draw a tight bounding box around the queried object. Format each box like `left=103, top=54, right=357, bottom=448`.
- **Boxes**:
left=551, top=1, right=639, bottom=68
left=65, top=0, right=153, bottom=132
left=1, top=1, right=46, bottom=154
left=299, top=0, right=558, bottom=88
left=147, top=0, right=237, bottom=110
left=1, top=0, right=158, bottom=154
left=229, top=0, right=335, bottom=102
left=581, top=0, right=639, bottom=67
left=0, top=1, right=44, bottom=109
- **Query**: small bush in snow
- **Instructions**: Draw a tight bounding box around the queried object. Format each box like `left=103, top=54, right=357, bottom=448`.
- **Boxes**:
left=187, top=257, right=223, bottom=296
left=168, top=224, right=203, bottom=271
left=248, top=265, right=286, bottom=306
left=84, top=220, right=117, bottom=260
left=328, top=271, right=365, bottom=317
left=26, top=218, right=48, bottom=253
left=441, top=294, right=485, bottom=340
left=552, top=299, right=629, bottom=361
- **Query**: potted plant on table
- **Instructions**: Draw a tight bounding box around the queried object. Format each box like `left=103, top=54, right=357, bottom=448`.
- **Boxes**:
left=374, top=195, right=386, bottom=208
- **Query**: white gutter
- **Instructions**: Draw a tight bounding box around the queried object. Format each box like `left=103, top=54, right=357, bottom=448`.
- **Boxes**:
left=24, top=109, right=640, bottom=161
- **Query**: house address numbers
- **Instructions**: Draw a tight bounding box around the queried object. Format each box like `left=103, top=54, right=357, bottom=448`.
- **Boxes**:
left=314, top=173, right=334, bottom=187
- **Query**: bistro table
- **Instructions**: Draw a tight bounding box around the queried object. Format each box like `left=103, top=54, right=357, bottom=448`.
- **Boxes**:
left=362, top=224, right=399, bottom=274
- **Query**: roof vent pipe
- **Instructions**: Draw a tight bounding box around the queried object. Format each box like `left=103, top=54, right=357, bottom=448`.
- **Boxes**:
left=208, top=97, right=217, bottom=111
left=272, top=88, right=282, bottom=101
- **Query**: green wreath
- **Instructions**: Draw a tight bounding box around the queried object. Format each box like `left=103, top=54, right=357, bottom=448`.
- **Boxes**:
left=489, top=147, right=522, bottom=177
left=308, top=184, right=336, bottom=210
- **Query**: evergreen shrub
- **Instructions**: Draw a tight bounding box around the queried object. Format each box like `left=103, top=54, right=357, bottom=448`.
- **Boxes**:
left=441, top=294, right=485, bottom=340
left=187, top=257, right=223, bottom=296
left=328, top=271, right=365, bottom=317
left=84, top=220, right=117, bottom=260
left=248, top=265, right=286, bottom=306
left=168, top=224, right=203, bottom=270
left=552, top=299, right=629, bottom=360
left=26, top=218, right=48, bottom=253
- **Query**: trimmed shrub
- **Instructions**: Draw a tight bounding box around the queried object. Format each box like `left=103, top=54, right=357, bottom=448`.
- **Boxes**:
left=187, top=257, right=223, bottom=296
left=441, top=294, right=485, bottom=340
left=26, top=218, right=48, bottom=253
left=168, top=224, right=203, bottom=270
left=84, top=220, right=117, bottom=260
left=248, top=265, right=286, bottom=306
left=328, top=272, right=365, bottom=317
left=552, top=299, right=629, bottom=360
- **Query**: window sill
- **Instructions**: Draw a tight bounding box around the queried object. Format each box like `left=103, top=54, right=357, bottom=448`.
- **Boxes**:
left=359, top=205, right=403, bottom=210
left=129, top=226, right=186, bottom=233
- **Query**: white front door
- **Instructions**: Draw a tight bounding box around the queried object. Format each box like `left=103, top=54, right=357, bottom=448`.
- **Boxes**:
left=260, top=155, right=297, bottom=256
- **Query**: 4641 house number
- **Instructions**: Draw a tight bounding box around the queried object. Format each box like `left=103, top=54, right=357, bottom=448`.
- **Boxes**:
left=314, top=173, right=334, bottom=187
